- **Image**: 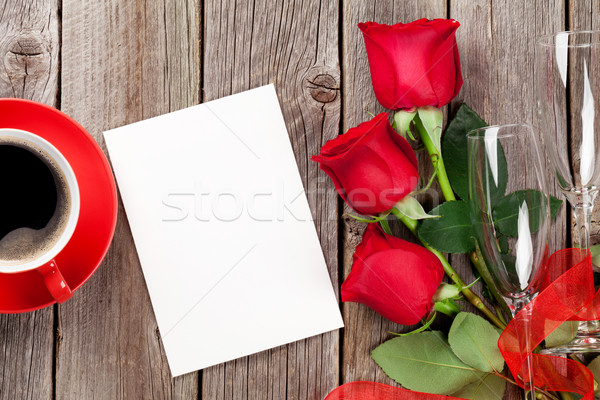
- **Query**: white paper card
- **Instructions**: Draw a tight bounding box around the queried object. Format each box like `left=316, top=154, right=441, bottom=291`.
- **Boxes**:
left=103, top=84, right=343, bottom=376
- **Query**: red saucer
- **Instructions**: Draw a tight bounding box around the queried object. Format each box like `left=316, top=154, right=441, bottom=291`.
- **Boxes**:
left=0, top=99, right=117, bottom=313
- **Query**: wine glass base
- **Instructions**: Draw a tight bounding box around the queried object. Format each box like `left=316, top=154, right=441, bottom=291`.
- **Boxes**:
left=541, top=335, right=600, bottom=355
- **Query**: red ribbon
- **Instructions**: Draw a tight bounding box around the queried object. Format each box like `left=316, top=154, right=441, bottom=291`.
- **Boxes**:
left=326, top=249, right=599, bottom=400
left=324, top=381, right=462, bottom=399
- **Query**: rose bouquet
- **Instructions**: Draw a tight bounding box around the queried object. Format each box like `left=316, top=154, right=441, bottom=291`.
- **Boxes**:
left=315, top=19, right=598, bottom=400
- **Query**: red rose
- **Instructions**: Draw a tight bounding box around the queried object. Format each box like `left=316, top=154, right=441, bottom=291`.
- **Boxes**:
left=312, top=113, right=418, bottom=215
left=359, top=19, right=463, bottom=110
left=342, top=224, right=444, bottom=325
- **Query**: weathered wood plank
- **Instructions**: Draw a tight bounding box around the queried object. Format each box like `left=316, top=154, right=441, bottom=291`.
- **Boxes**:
left=201, top=0, right=341, bottom=399
left=569, top=0, right=600, bottom=30
left=1, top=1, right=576, bottom=399
left=569, top=0, right=600, bottom=245
left=451, top=1, right=566, bottom=399
left=0, top=310, right=54, bottom=400
left=341, top=0, right=447, bottom=386
left=451, top=0, right=567, bottom=272
left=57, top=0, right=200, bottom=398
left=0, top=0, right=59, bottom=398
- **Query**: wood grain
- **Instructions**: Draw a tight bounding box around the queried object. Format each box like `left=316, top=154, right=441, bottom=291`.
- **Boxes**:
left=0, top=0, right=59, bottom=398
left=57, top=0, right=200, bottom=398
left=0, top=0, right=59, bottom=102
left=451, top=1, right=565, bottom=399
left=0, top=1, right=581, bottom=399
left=341, top=0, right=447, bottom=387
left=569, top=1, right=600, bottom=245
left=569, top=0, right=600, bottom=31
left=201, top=1, right=341, bottom=399
left=450, top=0, right=567, bottom=258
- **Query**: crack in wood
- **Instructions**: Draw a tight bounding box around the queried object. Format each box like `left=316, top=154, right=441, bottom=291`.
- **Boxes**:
left=306, top=73, right=339, bottom=103
left=8, top=51, right=43, bottom=57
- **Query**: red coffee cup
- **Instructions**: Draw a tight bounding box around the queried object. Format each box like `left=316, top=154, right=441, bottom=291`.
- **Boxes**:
left=0, top=128, right=80, bottom=303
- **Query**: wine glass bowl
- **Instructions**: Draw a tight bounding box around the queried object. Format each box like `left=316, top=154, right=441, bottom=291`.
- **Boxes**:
left=468, top=124, right=550, bottom=311
left=468, top=124, right=549, bottom=399
left=536, top=30, right=600, bottom=354
left=537, top=31, right=600, bottom=195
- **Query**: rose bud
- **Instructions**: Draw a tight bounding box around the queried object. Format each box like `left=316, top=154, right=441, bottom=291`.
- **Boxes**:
left=359, top=19, right=463, bottom=110
left=342, top=223, right=444, bottom=325
left=312, top=113, right=418, bottom=215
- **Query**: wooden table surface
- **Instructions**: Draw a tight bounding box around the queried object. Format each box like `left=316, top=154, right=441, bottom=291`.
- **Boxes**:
left=0, top=0, right=596, bottom=399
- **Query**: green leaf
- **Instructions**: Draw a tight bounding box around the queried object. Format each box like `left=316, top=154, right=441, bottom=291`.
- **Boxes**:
left=550, top=196, right=564, bottom=220
left=448, top=312, right=505, bottom=373
left=433, top=283, right=461, bottom=301
left=393, top=109, right=417, bottom=140
left=434, top=299, right=461, bottom=317
left=442, top=103, right=488, bottom=200
left=544, top=321, right=578, bottom=347
left=590, top=244, right=600, bottom=268
left=371, top=331, right=483, bottom=394
left=452, top=373, right=506, bottom=400
left=395, top=196, right=440, bottom=220
left=343, top=212, right=391, bottom=224
left=417, top=200, right=475, bottom=254
left=417, top=106, right=443, bottom=153
left=586, top=356, right=600, bottom=397
left=344, top=213, right=380, bottom=223
left=492, top=190, right=562, bottom=237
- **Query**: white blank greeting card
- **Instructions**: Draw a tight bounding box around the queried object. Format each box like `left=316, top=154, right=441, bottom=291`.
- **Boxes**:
left=103, top=84, right=343, bottom=376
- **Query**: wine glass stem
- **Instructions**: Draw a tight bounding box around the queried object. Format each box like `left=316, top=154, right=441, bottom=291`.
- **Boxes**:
left=512, top=300, right=535, bottom=400
left=571, top=193, right=600, bottom=334
left=572, top=199, right=593, bottom=252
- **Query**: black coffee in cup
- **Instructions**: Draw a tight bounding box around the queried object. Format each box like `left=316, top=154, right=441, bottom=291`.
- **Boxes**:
left=0, top=138, right=71, bottom=265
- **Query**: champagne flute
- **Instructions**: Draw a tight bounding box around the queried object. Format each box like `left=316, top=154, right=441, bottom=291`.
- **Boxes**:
left=468, top=124, right=550, bottom=399
left=536, top=30, right=600, bottom=354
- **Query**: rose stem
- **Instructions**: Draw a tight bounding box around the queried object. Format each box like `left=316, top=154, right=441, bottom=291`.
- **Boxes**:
left=414, top=116, right=506, bottom=311
left=494, top=304, right=508, bottom=325
left=471, top=246, right=512, bottom=320
left=410, top=113, right=509, bottom=328
left=391, top=208, right=506, bottom=329
left=412, top=115, right=456, bottom=201
left=490, top=371, right=559, bottom=400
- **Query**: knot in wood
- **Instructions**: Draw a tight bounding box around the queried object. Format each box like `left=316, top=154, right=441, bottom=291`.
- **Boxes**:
left=306, top=73, right=339, bottom=104
left=2, top=32, right=49, bottom=79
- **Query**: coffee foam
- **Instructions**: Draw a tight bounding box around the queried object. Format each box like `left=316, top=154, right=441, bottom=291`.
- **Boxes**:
left=0, top=137, right=71, bottom=266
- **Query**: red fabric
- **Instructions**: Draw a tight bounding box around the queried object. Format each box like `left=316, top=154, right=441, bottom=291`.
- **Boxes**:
left=342, top=224, right=444, bottom=326
left=312, top=113, right=419, bottom=215
left=325, top=382, right=462, bottom=399
left=358, top=19, right=463, bottom=110
left=327, top=249, right=599, bottom=399
left=499, top=249, right=595, bottom=399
